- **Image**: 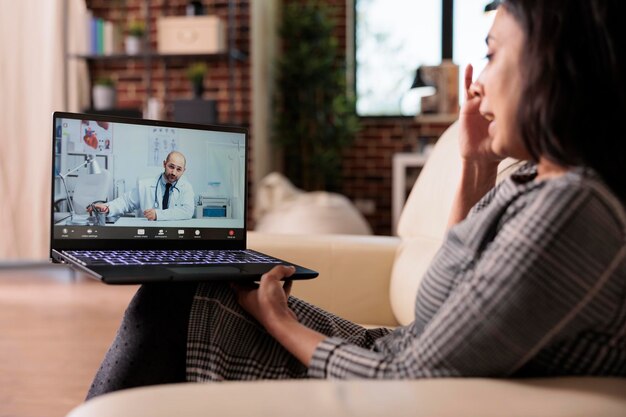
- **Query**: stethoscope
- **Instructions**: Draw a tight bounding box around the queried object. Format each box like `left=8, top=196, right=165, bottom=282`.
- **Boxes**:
left=153, top=175, right=180, bottom=208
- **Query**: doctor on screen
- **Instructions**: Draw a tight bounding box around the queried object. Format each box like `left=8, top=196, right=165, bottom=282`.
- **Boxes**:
left=89, top=151, right=195, bottom=221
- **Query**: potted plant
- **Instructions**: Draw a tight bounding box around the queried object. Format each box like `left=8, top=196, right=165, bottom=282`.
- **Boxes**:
left=125, top=20, right=145, bottom=55
left=186, top=62, right=208, bottom=98
left=273, top=2, right=359, bottom=191
left=92, top=76, right=116, bottom=110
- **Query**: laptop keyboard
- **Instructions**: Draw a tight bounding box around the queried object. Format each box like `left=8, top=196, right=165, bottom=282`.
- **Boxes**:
left=64, top=250, right=282, bottom=266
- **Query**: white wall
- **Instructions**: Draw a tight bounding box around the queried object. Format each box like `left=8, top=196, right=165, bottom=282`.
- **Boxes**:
left=251, top=0, right=281, bottom=194
left=0, top=1, right=64, bottom=259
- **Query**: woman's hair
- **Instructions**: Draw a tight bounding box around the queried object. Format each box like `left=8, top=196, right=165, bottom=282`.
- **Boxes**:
left=501, top=0, right=626, bottom=203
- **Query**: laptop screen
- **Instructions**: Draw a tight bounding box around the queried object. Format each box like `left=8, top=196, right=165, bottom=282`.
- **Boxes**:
left=51, top=112, right=246, bottom=244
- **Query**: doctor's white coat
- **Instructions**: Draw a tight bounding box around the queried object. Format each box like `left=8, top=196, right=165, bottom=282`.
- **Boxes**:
left=107, top=176, right=195, bottom=220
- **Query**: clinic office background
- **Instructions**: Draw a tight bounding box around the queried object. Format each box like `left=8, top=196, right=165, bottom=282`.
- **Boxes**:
left=60, top=118, right=246, bottom=224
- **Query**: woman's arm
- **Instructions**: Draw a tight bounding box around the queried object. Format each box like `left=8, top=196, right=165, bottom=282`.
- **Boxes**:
left=238, top=179, right=623, bottom=379
left=447, top=160, right=498, bottom=226
left=448, top=65, right=500, bottom=227
left=311, top=182, right=622, bottom=378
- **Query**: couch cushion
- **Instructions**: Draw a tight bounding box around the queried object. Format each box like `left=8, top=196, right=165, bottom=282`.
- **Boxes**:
left=254, top=172, right=372, bottom=235
left=397, top=122, right=462, bottom=240
left=391, top=123, right=462, bottom=325
left=67, top=378, right=626, bottom=417
left=390, top=236, right=443, bottom=325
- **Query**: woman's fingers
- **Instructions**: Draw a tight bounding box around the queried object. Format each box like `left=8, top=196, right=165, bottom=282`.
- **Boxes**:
left=283, top=279, right=293, bottom=297
left=262, top=265, right=296, bottom=282
left=464, top=64, right=474, bottom=100
left=468, top=82, right=483, bottom=100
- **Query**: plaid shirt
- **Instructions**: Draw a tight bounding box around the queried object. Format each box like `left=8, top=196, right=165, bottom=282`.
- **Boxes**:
left=187, top=164, right=625, bottom=382
left=308, top=164, right=626, bottom=379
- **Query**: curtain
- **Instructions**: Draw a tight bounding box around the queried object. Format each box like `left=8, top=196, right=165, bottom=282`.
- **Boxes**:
left=0, top=0, right=88, bottom=260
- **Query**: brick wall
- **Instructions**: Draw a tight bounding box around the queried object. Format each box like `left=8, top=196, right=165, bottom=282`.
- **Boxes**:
left=85, top=0, right=250, bottom=125
left=83, top=0, right=451, bottom=236
left=342, top=118, right=452, bottom=235
left=319, top=0, right=453, bottom=235
left=84, top=0, right=254, bottom=223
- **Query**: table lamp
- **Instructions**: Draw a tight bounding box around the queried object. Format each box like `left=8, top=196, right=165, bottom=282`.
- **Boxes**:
left=411, top=61, right=459, bottom=115
left=484, top=1, right=500, bottom=12
left=410, top=67, right=434, bottom=90
left=400, top=67, right=437, bottom=115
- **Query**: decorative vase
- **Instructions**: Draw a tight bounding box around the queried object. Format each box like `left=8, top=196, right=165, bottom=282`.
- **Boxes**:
left=92, top=85, right=116, bottom=110
left=192, top=81, right=204, bottom=98
left=124, top=36, right=142, bottom=55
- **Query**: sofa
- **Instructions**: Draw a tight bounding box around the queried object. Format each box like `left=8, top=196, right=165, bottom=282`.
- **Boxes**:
left=66, top=123, right=626, bottom=416
left=253, top=171, right=373, bottom=236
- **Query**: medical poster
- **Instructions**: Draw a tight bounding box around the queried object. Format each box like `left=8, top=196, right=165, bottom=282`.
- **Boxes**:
left=77, top=120, right=113, bottom=155
left=148, top=127, right=178, bottom=166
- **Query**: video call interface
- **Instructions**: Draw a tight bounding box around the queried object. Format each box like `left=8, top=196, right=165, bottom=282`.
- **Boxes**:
left=53, top=116, right=246, bottom=241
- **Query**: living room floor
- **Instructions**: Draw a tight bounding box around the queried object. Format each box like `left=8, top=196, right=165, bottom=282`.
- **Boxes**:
left=0, top=266, right=136, bottom=417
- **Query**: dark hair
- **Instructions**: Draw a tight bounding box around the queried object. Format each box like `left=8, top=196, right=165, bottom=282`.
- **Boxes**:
left=501, top=0, right=626, bottom=203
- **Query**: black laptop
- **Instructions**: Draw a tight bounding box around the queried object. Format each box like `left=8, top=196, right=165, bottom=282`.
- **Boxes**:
left=49, top=111, right=318, bottom=284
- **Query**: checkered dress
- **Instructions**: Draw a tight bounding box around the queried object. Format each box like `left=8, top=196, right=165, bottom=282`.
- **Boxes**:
left=187, top=164, right=626, bottom=381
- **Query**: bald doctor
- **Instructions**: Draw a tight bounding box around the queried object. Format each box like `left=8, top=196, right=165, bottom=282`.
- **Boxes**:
left=89, top=151, right=195, bottom=221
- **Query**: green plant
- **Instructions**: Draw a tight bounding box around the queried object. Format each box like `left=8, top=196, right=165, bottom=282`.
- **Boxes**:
left=94, top=76, right=115, bottom=87
left=185, top=62, right=208, bottom=84
left=273, top=1, right=359, bottom=192
left=127, top=20, right=146, bottom=37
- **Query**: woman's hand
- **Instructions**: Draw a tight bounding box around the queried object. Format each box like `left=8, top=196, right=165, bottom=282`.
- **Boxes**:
left=448, top=65, right=501, bottom=227
left=233, top=265, right=326, bottom=367
left=232, top=265, right=298, bottom=331
left=458, top=64, right=501, bottom=165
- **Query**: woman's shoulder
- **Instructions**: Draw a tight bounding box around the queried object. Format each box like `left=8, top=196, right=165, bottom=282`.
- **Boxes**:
left=467, top=162, right=625, bottom=243
left=503, top=165, right=626, bottom=243
left=542, top=167, right=624, bottom=223
left=469, top=162, right=625, bottom=237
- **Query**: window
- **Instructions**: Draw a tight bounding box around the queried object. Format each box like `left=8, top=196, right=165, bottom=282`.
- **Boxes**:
left=355, top=0, right=494, bottom=117
left=355, top=0, right=441, bottom=116
left=454, top=0, right=496, bottom=93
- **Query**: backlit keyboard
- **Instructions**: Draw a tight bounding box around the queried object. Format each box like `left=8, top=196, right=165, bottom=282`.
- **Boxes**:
left=63, top=250, right=282, bottom=266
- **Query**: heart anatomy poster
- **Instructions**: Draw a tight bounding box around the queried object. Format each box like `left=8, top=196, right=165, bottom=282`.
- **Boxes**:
left=79, top=119, right=113, bottom=155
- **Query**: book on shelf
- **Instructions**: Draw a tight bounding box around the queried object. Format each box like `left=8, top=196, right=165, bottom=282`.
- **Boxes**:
left=85, top=11, right=122, bottom=56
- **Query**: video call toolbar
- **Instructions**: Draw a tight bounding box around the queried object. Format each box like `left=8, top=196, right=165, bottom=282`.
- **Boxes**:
left=54, top=226, right=242, bottom=240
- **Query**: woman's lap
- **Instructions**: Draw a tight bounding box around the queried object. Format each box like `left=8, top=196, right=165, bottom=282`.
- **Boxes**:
left=187, top=283, right=390, bottom=382
left=88, top=281, right=391, bottom=398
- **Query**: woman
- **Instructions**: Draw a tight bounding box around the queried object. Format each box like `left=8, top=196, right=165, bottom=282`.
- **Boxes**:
left=88, top=0, right=625, bottom=398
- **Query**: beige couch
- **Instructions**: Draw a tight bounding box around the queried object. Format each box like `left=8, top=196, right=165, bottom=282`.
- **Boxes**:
left=67, top=123, right=626, bottom=416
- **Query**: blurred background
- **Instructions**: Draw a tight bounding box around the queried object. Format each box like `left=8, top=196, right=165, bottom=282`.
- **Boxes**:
left=0, top=0, right=496, bottom=260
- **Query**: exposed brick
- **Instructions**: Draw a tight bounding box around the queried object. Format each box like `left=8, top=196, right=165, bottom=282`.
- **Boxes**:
left=82, top=0, right=454, bottom=235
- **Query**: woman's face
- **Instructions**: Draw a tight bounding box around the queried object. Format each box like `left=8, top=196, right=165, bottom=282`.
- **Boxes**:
left=475, top=8, right=530, bottom=160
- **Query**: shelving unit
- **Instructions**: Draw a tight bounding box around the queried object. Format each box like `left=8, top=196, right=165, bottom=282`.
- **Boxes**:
left=62, top=0, right=247, bottom=123
left=392, top=152, right=428, bottom=235
left=391, top=115, right=456, bottom=235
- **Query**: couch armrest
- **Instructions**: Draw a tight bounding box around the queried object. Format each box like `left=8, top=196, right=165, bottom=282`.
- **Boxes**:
left=248, top=232, right=401, bottom=327
left=69, top=378, right=626, bottom=417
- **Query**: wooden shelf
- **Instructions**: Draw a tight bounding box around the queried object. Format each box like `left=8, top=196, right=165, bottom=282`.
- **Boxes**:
left=63, top=0, right=245, bottom=123
left=69, top=49, right=247, bottom=62
left=415, top=113, right=458, bottom=124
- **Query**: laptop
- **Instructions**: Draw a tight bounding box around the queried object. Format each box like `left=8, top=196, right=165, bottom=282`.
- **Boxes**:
left=50, top=111, right=318, bottom=284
